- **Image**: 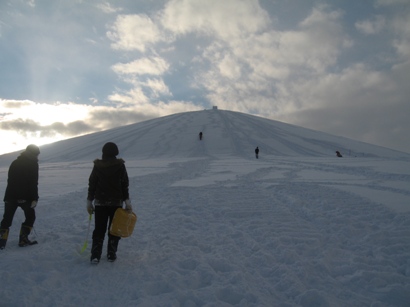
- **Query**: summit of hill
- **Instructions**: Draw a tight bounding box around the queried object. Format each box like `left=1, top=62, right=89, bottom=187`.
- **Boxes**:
left=0, top=109, right=408, bottom=165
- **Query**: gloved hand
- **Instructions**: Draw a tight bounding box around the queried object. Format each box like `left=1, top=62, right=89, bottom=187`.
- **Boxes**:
left=124, top=199, right=132, bottom=212
left=31, top=201, right=37, bottom=208
left=87, top=200, right=94, bottom=215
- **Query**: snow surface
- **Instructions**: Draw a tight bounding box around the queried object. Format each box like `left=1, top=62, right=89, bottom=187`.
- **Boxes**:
left=0, top=109, right=410, bottom=306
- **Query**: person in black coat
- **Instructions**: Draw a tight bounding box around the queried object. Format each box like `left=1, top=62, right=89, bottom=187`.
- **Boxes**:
left=87, top=142, right=132, bottom=263
left=0, top=144, right=40, bottom=249
left=255, top=146, right=259, bottom=159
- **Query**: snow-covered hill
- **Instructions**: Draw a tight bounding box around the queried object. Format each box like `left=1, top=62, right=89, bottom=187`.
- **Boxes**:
left=1, top=109, right=407, bottom=166
left=1, top=110, right=410, bottom=306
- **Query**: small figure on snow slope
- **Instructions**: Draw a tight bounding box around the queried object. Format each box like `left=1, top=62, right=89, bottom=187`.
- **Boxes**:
left=199, top=131, right=203, bottom=140
left=255, top=146, right=259, bottom=159
left=87, top=142, right=132, bottom=263
left=0, top=144, right=40, bottom=250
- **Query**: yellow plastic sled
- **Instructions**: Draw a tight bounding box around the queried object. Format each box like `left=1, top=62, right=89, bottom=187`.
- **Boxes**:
left=109, top=208, right=137, bottom=238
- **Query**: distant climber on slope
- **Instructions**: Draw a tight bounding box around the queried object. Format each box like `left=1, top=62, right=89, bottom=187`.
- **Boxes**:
left=199, top=132, right=203, bottom=140
left=255, top=146, right=259, bottom=159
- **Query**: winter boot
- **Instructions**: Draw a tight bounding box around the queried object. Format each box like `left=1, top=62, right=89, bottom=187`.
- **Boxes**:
left=107, top=236, right=120, bottom=262
left=19, top=224, right=36, bottom=247
left=90, top=238, right=104, bottom=264
left=0, top=228, right=9, bottom=250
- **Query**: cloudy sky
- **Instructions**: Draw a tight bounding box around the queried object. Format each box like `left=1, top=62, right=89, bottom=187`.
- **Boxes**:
left=0, top=0, right=409, bottom=155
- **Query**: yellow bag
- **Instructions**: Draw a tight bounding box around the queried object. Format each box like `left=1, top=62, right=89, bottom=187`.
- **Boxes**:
left=109, top=208, right=137, bottom=238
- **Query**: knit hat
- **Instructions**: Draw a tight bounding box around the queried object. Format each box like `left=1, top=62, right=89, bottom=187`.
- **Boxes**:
left=102, top=142, right=119, bottom=158
left=26, top=144, right=40, bottom=156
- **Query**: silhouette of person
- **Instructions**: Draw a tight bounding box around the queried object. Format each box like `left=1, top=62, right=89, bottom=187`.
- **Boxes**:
left=87, top=142, right=132, bottom=263
left=1, top=144, right=40, bottom=249
left=199, top=132, right=203, bottom=140
left=255, top=146, right=259, bottom=159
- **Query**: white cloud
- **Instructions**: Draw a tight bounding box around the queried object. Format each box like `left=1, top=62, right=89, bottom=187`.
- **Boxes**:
left=160, top=0, right=270, bottom=39
left=108, top=87, right=149, bottom=105
left=107, top=14, right=163, bottom=52
left=218, top=54, right=242, bottom=79
left=273, top=60, right=410, bottom=151
left=142, top=78, right=172, bottom=98
left=394, top=38, right=410, bottom=58
left=110, top=56, right=172, bottom=104
left=106, top=0, right=277, bottom=114
left=111, top=57, right=170, bottom=75
left=391, top=12, right=410, bottom=58
left=195, top=5, right=352, bottom=114
left=96, top=2, right=123, bottom=14
left=108, top=76, right=172, bottom=106
left=355, top=15, right=386, bottom=35
left=296, top=6, right=351, bottom=69
left=247, top=6, right=348, bottom=74
left=27, top=0, right=35, bottom=8
left=281, top=63, right=393, bottom=112
left=375, top=0, right=410, bottom=7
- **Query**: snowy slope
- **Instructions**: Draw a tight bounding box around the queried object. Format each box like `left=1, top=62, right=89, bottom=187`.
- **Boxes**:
left=0, top=109, right=407, bottom=166
left=0, top=109, right=410, bottom=306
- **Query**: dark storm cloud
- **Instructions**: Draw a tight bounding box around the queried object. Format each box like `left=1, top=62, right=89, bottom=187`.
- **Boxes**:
left=0, top=118, right=95, bottom=138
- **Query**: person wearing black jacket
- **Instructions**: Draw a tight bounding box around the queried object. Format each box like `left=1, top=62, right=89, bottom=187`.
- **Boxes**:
left=87, top=142, right=132, bottom=263
left=0, top=144, right=40, bottom=249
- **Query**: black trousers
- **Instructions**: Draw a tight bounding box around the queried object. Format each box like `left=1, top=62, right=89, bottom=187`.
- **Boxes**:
left=1, top=201, right=36, bottom=229
left=92, top=206, right=121, bottom=240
